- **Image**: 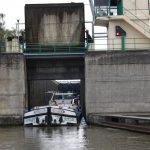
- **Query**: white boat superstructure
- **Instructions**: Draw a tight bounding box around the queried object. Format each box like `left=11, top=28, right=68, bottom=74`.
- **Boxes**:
left=24, top=92, right=82, bottom=126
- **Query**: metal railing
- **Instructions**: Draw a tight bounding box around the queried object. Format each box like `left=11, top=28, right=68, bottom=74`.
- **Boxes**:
left=128, top=0, right=150, bottom=18
left=0, top=41, right=88, bottom=53
left=95, top=6, right=117, bottom=17
left=91, top=38, right=150, bottom=51
left=94, top=4, right=150, bottom=19
left=123, top=8, right=150, bottom=36
left=1, top=38, right=150, bottom=52
left=24, top=42, right=88, bottom=53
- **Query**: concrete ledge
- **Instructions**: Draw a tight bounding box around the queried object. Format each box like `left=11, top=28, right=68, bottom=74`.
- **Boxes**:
left=86, top=50, right=150, bottom=64
left=0, top=115, right=23, bottom=125
left=0, top=53, right=25, bottom=126
left=87, top=113, right=150, bottom=133
left=87, top=113, right=150, bottom=124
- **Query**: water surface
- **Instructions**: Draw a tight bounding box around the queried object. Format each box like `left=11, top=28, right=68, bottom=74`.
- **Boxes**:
left=0, top=123, right=150, bottom=150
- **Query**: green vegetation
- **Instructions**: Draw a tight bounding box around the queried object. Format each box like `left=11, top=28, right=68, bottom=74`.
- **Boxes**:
left=0, top=13, right=5, bottom=41
left=0, top=13, right=17, bottom=52
left=0, top=13, right=5, bottom=51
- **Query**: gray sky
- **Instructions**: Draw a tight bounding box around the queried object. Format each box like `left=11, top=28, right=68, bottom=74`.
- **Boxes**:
left=0, top=0, right=92, bottom=29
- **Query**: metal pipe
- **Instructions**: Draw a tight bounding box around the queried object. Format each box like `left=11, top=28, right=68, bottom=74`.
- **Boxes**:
left=88, top=0, right=95, bottom=19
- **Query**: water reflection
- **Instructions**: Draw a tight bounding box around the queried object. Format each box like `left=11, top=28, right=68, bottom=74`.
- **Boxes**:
left=0, top=125, right=149, bottom=150
left=24, top=126, right=86, bottom=150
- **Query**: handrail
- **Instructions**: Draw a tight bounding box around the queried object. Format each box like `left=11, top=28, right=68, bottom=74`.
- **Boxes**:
left=24, top=38, right=150, bottom=52
left=123, top=8, right=150, bottom=28
left=95, top=6, right=117, bottom=17
left=24, top=42, right=88, bottom=53
left=123, top=7, right=150, bottom=35
left=0, top=41, right=88, bottom=53
left=89, top=0, right=95, bottom=20
left=128, top=0, right=150, bottom=19
left=1, top=38, right=150, bottom=52
left=93, top=38, right=150, bottom=51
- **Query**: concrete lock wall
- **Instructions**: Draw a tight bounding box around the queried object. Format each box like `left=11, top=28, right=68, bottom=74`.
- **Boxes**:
left=85, top=51, right=150, bottom=122
left=25, top=3, right=85, bottom=45
left=0, top=54, right=26, bottom=125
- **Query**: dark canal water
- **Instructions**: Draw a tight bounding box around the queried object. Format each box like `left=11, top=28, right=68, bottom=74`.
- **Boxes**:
left=0, top=120, right=150, bottom=150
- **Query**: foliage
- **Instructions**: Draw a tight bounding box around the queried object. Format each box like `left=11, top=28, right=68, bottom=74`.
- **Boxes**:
left=5, top=28, right=16, bottom=37
left=0, top=13, right=17, bottom=41
left=0, top=13, right=5, bottom=41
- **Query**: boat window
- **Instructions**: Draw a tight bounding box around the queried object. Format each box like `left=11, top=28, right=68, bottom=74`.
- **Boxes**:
left=53, top=95, right=62, bottom=100
left=63, top=94, right=74, bottom=100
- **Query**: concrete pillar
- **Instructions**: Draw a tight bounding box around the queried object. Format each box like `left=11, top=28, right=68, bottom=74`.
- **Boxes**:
left=0, top=54, right=26, bottom=125
left=6, top=41, right=12, bottom=52
left=12, top=38, right=19, bottom=52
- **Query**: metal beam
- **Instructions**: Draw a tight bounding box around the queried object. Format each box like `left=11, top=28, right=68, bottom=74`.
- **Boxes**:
left=89, top=0, right=95, bottom=20
left=24, top=52, right=85, bottom=59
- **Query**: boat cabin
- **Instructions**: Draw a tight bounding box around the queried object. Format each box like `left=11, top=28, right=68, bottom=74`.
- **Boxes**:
left=50, top=92, right=79, bottom=106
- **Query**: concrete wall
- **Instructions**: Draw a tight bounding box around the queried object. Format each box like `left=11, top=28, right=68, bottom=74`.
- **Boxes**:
left=6, top=38, right=19, bottom=53
left=0, top=54, right=26, bottom=125
left=25, top=3, right=85, bottom=45
left=26, top=57, right=84, bottom=80
left=85, top=51, right=150, bottom=121
left=123, top=0, right=149, bottom=17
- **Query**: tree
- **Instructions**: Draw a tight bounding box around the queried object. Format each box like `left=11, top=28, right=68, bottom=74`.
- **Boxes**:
left=5, top=28, right=16, bottom=37
left=0, top=13, right=5, bottom=28
left=0, top=13, right=5, bottom=41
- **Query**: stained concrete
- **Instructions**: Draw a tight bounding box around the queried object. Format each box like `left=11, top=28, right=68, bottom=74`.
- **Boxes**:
left=0, top=53, right=26, bottom=125
left=85, top=50, right=150, bottom=123
left=25, top=3, right=85, bottom=44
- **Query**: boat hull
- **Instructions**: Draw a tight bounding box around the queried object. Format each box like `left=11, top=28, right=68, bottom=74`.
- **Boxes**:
left=24, top=106, right=81, bottom=126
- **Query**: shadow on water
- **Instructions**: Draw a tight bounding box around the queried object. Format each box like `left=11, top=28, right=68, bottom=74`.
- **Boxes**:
left=0, top=119, right=150, bottom=150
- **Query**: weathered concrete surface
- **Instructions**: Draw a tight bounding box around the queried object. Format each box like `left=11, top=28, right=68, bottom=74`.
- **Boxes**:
left=0, top=53, right=26, bottom=125
left=85, top=50, right=150, bottom=123
left=25, top=3, right=85, bottom=44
